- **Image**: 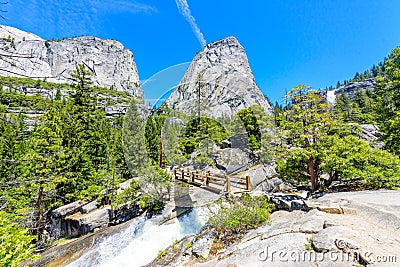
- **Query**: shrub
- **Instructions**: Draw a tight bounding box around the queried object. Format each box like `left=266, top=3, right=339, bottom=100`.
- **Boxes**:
left=208, top=194, right=273, bottom=245
left=0, top=211, right=38, bottom=267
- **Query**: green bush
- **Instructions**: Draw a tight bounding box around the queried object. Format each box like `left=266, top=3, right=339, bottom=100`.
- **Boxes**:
left=209, top=194, right=273, bottom=244
left=113, top=179, right=140, bottom=207
left=0, top=211, right=38, bottom=267
left=138, top=194, right=164, bottom=212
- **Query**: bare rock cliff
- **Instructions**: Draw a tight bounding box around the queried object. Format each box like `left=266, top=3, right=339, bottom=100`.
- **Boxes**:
left=165, top=36, right=272, bottom=118
left=0, top=25, right=143, bottom=101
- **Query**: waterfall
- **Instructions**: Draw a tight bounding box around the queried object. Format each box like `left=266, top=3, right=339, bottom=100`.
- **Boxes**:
left=66, top=208, right=209, bottom=267
left=326, top=89, right=337, bottom=105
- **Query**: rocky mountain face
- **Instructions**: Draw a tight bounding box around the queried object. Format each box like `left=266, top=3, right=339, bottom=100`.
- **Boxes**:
left=165, top=36, right=273, bottom=118
left=0, top=25, right=143, bottom=101
left=0, top=25, right=43, bottom=42
left=326, top=78, right=375, bottom=104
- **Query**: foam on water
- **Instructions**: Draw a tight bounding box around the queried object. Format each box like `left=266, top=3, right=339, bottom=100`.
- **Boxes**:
left=67, top=208, right=208, bottom=267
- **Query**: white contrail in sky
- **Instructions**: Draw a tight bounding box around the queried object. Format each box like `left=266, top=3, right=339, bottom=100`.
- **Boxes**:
left=175, top=0, right=207, bottom=47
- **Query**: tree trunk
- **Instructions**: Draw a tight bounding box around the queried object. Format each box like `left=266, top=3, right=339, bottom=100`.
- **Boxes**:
left=35, top=183, right=44, bottom=244
left=308, top=157, right=318, bottom=191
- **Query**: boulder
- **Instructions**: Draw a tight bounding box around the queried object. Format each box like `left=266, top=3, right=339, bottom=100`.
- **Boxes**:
left=112, top=202, right=142, bottom=225
left=80, top=200, right=98, bottom=214
left=312, top=226, right=357, bottom=252
left=220, top=139, right=232, bottom=149
left=299, top=217, right=325, bottom=234
left=214, top=147, right=251, bottom=174
left=237, top=164, right=279, bottom=190
left=275, top=182, right=295, bottom=192
left=291, top=199, right=310, bottom=211
left=269, top=197, right=291, bottom=211
left=65, top=207, right=111, bottom=237
left=52, top=200, right=87, bottom=218
left=229, top=134, right=249, bottom=150
left=192, top=228, right=217, bottom=259
left=268, top=193, right=312, bottom=211
left=256, top=177, right=283, bottom=192
left=358, top=124, right=384, bottom=148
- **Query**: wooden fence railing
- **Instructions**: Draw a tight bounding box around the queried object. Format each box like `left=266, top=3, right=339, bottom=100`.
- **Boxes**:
left=172, top=169, right=251, bottom=193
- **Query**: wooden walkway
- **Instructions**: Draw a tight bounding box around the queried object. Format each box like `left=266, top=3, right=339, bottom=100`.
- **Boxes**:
left=172, top=168, right=251, bottom=194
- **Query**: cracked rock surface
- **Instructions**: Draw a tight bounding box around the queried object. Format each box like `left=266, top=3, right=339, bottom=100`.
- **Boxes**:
left=163, top=190, right=400, bottom=267
left=0, top=25, right=142, bottom=100
left=165, top=36, right=273, bottom=118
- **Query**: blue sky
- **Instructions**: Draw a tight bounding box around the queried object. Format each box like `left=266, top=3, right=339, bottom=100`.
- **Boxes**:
left=3, top=0, right=400, bottom=105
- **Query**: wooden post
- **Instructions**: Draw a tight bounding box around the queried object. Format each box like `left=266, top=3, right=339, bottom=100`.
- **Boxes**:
left=191, top=171, right=195, bottom=183
left=246, top=176, right=251, bottom=191
left=181, top=169, right=184, bottom=181
left=201, top=172, right=207, bottom=187
left=173, top=169, right=177, bottom=180
left=206, top=171, right=210, bottom=186
left=226, top=174, right=231, bottom=192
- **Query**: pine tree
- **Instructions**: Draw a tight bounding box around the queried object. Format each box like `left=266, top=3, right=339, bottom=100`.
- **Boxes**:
left=375, top=47, right=400, bottom=154
left=122, top=103, right=150, bottom=176
left=278, top=84, right=335, bottom=191
left=144, top=115, right=160, bottom=163
left=28, top=106, right=64, bottom=243
left=55, top=86, right=62, bottom=100
left=333, top=92, right=353, bottom=122
left=70, top=63, right=93, bottom=107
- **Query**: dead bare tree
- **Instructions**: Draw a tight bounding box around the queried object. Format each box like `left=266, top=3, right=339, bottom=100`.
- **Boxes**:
left=0, top=1, right=8, bottom=20
left=0, top=2, right=54, bottom=80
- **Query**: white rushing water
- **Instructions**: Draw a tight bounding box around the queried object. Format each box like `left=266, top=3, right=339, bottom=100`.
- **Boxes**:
left=67, top=208, right=208, bottom=267
left=326, top=89, right=337, bottom=105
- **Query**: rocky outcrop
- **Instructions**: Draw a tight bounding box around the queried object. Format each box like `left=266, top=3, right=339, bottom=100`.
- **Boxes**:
left=0, top=25, right=143, bottom=100
left=50, top=200, right=108, bottom=238
left=326, top=78, right=375, bottom=104
left=50, top=200, right=88, bottom=238
left=152, top=190, right=400, bottom=267
left=80, top=201, right=98, bottom=214
left=0, top=25, right=43, bottom=42
left=49, top=174, right=147, bottom=239
left=51, top=200, right=87, bottom=219
left=64, top=207, right=111, bottom=237
left=237, top=164, right=278, bottom=188
left=218, top=190, right=400, bottom=266
left=192, top=228, right=217, bottom=259
left=357, top=124, right=384, bottom=148
left=165, top=36, right=273, bottom=118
